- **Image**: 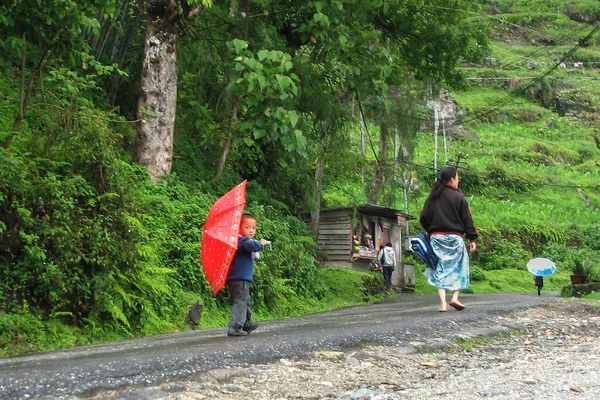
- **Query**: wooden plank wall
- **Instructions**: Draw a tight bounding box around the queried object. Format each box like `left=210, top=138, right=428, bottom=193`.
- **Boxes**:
left=317, top=210, right=353, bottom=262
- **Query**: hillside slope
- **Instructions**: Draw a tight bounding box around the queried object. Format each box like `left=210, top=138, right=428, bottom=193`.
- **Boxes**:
left=405, top=1, right=600, bottom=286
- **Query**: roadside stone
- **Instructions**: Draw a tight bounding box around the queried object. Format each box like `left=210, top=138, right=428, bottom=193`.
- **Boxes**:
left=114, top=387, right=170, bottom=399
left=315, top=351, right=345, bottom=360
left=351, top=388, right=378, bottom=399
left=421, top=338, right=455, bottom=350
left=160, top=384, right=185, bottom=394
left=205, top=367, right=247, bottom=383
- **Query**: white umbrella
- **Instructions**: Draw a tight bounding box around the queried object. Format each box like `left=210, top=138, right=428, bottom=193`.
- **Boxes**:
left=526, top=258, right=556, bottom=277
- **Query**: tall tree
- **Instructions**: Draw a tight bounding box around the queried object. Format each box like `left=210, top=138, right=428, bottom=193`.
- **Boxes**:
left=213, top=0, right=250, bottom=180
left=172, top=0, right=486, bottom=209
left=269, top=0, right=487, bottom=206
left=136, top=0, right=210, bottom=182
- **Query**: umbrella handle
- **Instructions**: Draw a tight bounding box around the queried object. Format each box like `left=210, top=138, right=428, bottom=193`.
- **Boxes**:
left=265, top=241, right=272, bottom=250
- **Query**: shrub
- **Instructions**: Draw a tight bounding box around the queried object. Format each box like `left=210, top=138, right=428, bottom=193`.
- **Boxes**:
left=471, top=265, right=487, bottom=282
left=361, top=271, right=386, bottom=298
left=573, top=260, right=586, bottom=275
left=581, top=224, right=600, bottom=251
left=0, top=310, right=45, bottom=355
left=476, top=239, right=532, bottom=271
left=0, top=114, right=180, bottom=338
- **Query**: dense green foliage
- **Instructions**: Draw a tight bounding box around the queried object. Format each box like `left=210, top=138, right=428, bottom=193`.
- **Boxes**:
left=0, top=0, right=599, bottom=356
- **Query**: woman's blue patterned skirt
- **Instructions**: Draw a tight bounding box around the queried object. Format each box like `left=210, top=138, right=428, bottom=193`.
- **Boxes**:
left=424, top=233, right=470, bottom=291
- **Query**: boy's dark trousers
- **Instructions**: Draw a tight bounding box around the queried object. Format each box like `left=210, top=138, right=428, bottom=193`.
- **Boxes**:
left=228, top=279, right=252, bottom=329
left=383, top=266, right=394, bottom=288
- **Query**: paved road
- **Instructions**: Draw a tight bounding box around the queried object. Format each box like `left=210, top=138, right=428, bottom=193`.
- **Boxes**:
left=0, top=292, right=559, bottom=399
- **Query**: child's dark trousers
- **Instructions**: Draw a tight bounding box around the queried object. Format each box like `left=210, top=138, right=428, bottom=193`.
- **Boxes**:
left=227, top=279, right=252, bottom=329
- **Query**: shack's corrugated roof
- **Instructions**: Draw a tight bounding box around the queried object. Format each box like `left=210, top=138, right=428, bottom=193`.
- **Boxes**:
left=320, top=204, right=415, bottom=220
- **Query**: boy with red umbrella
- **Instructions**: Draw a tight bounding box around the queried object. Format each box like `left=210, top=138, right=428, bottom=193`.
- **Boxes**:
left=226, top=213, right=269, bottom=336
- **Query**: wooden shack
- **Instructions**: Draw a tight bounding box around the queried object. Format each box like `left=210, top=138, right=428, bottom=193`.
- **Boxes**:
left=316, top=204, right=415, bottom=288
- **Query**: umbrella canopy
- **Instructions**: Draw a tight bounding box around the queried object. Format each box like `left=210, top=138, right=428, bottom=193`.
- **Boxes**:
left=201, top=180, right=247, bottom=295
left=526, top=258, right=557, bottom=277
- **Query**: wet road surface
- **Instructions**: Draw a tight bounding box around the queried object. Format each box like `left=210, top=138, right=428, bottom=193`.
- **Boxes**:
left=0, top=292, right=559, bottom=399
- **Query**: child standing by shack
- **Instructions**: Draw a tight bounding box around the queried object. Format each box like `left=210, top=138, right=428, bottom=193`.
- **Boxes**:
left=226, top=213, right=269, bottom=336
left=380, top=242, right=397, bottom=289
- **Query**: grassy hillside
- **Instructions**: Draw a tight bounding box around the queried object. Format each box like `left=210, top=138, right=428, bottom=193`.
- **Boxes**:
left=414, top=1, right=600, bottom=285
left=323, top=0, right=600, bottom=287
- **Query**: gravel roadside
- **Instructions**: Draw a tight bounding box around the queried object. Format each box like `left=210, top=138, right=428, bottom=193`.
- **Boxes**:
left=88, top=299, right=600, bottom=400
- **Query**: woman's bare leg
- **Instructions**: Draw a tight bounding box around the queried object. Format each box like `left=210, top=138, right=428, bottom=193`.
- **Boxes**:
left=449, top=291, right=466, bottom=310
left=438, top=288, right=447, bottom=312
left=451, top=290, right=460, bottom=303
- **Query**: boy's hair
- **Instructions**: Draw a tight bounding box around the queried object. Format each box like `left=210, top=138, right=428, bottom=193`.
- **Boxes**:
left=386, top=242, right=392, bottom=247
left=241, top=213, right=256, bottom=222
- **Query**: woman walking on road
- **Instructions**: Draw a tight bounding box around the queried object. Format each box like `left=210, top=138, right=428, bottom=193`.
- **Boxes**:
left=419, top=166, right=478, bottom=312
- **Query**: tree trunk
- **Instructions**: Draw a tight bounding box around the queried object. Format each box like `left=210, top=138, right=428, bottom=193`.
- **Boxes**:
left=214, top=0, right=249, bottom=180
left=401, top=143, right=411, bottom=238
left=136, top=3, right=180, bottom=182
left=15, top=36, right=27, bottom=131
left=11, top=38, right=48, bottom=134
left=214, top=99, right=237, bottom=180
left=370, top=122, right=387, bottom=204
left=310, top=157, right=325, bottom=234
left=433, top=100, right=439, bottom=175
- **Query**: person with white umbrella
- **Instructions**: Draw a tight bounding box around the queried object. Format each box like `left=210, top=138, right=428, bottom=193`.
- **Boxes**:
left=526, top=257, right=556, bottom=296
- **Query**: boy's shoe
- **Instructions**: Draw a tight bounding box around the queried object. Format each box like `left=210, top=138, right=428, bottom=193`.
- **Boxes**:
left=243, top=321, right=259, bottom=334
left=227, top=327, right=248, bottom=336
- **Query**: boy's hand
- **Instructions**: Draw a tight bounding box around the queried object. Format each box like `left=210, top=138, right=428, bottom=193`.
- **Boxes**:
left=259, top=239, right=269, bottom=246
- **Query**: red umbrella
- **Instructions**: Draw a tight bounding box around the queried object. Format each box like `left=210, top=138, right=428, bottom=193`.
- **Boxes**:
left=201, top=180, right=247, bottom=295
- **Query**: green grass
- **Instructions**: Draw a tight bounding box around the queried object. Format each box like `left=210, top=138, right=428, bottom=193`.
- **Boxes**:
left=470, top=269, right=569, bottom=293
left=413, top=263, right=570, bottom=294
left=1, top=267, right=386, bottom=356
left=450, top=88, right=542, bottom=113
left=199, top=267, right=385, bottom=331
left=0, top=313, right=129, bottom=356
left=453, top=335, right=497, bottom=350
left=410, top=109, right=600, bottom=228
left=583, top=292, right=600, bottom=302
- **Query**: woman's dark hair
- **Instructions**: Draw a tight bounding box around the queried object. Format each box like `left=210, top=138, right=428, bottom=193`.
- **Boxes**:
left=426, top=166, right=457, bottom=201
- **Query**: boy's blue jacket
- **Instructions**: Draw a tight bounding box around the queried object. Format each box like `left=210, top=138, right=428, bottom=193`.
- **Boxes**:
left=227, top=236, right=264, bottom=282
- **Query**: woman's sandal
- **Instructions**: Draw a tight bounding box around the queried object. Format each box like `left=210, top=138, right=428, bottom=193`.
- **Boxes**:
left=449, top=301, right=466, bottom=311
left=438, top=306, right=447, bottom=312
